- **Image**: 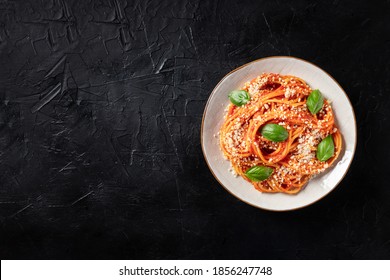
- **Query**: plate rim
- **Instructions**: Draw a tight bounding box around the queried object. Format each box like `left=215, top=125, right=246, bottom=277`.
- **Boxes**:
left=200, top=55, right=357, bottom=211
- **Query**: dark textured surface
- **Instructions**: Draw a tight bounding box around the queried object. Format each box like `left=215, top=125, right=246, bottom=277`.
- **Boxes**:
left=0, top=0, right=390, bottom=260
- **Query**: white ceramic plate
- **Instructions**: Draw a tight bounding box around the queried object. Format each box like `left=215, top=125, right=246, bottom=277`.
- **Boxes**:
left=201, top=56, right=356, bottom=211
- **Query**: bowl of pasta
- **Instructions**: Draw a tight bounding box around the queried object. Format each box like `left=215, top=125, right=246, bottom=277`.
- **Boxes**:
left=201, top=56, right=356, bottom=211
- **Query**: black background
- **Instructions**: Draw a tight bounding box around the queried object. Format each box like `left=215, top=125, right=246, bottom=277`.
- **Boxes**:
left=1, top=0, right=389, bottom=259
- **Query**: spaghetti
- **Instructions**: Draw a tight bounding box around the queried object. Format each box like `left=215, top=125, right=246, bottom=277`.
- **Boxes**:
left=219, top=73, right=342, bottom=194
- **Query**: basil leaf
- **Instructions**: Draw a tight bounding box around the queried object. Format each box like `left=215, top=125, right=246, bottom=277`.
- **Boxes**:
left=228, top=90, right=250, bottom=106
left=316, top=135, right=335, bottom=162
left=307, top=89, right=324, bottom=115
left=245, top=166, right=274, bottom=182
left=260, top=123, right=289, bottom=142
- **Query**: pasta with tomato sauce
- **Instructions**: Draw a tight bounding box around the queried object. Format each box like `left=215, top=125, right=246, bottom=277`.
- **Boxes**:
left=219, top=73, right=342, bottom=194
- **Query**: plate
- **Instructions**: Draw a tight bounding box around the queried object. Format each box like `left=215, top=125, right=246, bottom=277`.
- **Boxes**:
left=201, top=56, right=356, bottom=211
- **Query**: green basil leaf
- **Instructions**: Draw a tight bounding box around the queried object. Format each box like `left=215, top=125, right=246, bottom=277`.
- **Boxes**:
left=245, top=166, right=274, bottom=182
left=228, top=90, right=250, bottom=106
left=260, top=123, right=289, bottom=142
left=316, top=135, right=335, bottom=162
left=307, top=89, right=324, bottom=115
